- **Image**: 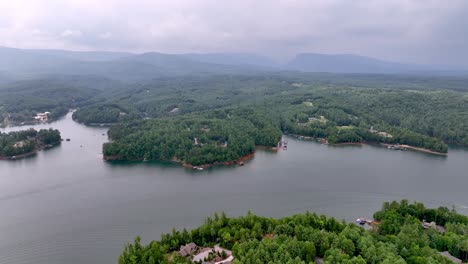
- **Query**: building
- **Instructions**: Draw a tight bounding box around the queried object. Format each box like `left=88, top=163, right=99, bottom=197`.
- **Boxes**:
left=34, top=112, right=50, bottom=122
left=422, top=221, right=446, bottom=233
left=192, top=245, right=233, bottom=263
left=377, top=131, right=393, bottom=138
left=438, top=251, right=462, bottom=263
left=178, top=242, right=198, bottom=257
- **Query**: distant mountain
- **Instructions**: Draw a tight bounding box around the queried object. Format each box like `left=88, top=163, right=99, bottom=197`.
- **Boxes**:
left=286, top=53, right=419, bottom=74
left=181, top=53, right=278, bottom=67
left=1, top=46, right=466, bottom=80
left=121, top=52, right=267, bottom=76
left=0, top=46, right=74, bottom=75
left=27, top=49, right=134, bottom=61
left=0, top=47, right=267, bottom=81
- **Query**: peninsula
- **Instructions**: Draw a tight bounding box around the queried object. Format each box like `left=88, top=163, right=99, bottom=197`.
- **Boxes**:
left=0, top=128, right=62, bottom=160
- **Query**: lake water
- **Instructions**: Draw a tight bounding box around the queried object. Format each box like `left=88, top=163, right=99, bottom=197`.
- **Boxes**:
left=1, top=112, right=467, bottom=264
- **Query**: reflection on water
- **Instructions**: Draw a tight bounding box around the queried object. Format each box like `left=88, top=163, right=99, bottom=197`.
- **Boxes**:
left=0, top=112, right=467, bottom=264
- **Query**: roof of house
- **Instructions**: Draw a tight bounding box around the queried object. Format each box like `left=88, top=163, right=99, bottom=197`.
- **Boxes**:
left=439, top=251, right=462, bottom=263
left=178, top=242, right=197, bottom=257
left=422, top=221, right=446, bottom=233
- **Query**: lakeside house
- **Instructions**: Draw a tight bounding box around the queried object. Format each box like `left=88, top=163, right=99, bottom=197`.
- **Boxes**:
left=369, top=126, right=393, bottom=138
left=422, top=220, right=446, bottom=233
left=34, top=112, right=50, bottom=122
left=169, top=107, right=179, bottom=114
left=377, top=131, right=393, bottom=138
left=438, top=251, right=462, bottom=263
left=178, top=242, right=198, bottom=257
left=13, top=140, right=26, bottom=148
left=177, top=243, right=233, bottom=263
left=190, top=245, right=233, bottom=264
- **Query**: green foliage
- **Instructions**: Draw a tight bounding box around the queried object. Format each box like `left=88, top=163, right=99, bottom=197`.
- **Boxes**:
left=118, top=201, right=468, bottom=264
left=0, top=77, right=104, bottom=125
left=104, top=108, right=281, bottom=165
left=0, top=128, right=61, bottom=157
left=4, top=74, right=468, bottom=160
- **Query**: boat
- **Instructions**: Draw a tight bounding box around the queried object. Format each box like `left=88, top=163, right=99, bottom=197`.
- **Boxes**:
left=355, top=218, right=366, bottom=225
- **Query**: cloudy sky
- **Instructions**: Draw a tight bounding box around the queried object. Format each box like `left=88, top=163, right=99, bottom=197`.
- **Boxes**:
left=0, top=0, right=467, bottom=65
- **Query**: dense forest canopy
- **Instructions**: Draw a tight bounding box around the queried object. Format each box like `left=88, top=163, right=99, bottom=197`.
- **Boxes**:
left=98, top=74, right=468, bottom=164
left=2, top=73, right=467, bottom=162
left=0, top=128, right=61, bottom=157
left=118, top=200, right=468, bottom=264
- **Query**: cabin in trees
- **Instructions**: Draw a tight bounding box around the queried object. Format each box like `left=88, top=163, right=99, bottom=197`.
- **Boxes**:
left=422, top=220, right=446, bottom=233
left=438, top=251, right=462, bottom=263
left=34, top=112, right=50, bottom=122
left=178, top=242, right=197, bottom=257
left=178, top=243, right=233, bottom=263
left=369, top=126, right=393, bottom=138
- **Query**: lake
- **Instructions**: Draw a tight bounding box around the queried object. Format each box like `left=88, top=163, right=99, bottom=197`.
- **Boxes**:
left=0, top=112, right=467, bottom=264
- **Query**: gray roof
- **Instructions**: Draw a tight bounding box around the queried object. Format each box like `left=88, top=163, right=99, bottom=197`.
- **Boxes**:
left=438, top=251, right=462, bottom=263
left=178, top=242, right=197, bottom=257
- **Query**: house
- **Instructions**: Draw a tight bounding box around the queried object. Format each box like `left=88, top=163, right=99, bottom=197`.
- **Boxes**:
left=369, top=126, right=393, bottom=138
left=192, top=245, right=233, bottom=263
left=178, top=242, right=198, bottom=257
left=34, top=112, right=50, bottom=122
left=422, top=220, right=446, bottom=233
left=438, top=251, right=462, bottom=263
left=377, top=131, right=393, bottom=138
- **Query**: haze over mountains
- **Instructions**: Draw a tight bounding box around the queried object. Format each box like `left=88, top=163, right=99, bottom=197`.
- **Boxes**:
left=0, top=46, right=465, bottom=82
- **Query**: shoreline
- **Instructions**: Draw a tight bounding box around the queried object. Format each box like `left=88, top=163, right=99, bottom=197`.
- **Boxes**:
left=104, top=145, right=280, bottom=170
left=181, top=152, right=255, bottom=170
left=0, top=142, right=61, bottom=160
left=381, top=143, right=447, bottom=156
left=288, top=133, right=447, bottom=155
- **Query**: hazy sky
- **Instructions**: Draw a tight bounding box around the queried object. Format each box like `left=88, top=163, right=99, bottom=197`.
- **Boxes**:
left=0, top=0, right=467, bottom=64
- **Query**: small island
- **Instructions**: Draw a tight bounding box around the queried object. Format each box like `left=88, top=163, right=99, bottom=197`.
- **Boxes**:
left=0, top=128, right=62, bottom=160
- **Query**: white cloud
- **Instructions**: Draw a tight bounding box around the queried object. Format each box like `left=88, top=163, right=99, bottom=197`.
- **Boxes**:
left=61, top=29, right=83, bottom=38
left=99, top=32, right=112, bottom=39
left=0, top=0, right=467, bottom=64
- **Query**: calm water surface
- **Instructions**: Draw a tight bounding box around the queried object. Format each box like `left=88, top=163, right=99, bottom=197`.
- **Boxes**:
left=0, top=112, right=467, bottom=264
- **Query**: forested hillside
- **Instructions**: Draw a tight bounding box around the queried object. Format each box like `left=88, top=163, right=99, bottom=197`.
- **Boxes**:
left=0, top=76, right=124, bottom=126
left=118, top=200, right=468, bottom=264
left=104, top=108, right=281, bottom=165
left=98, top=74, right=468, bottom=164
left=0, top=128, right=61, bottom=158
left=2, top=72, right=467, bottom=161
